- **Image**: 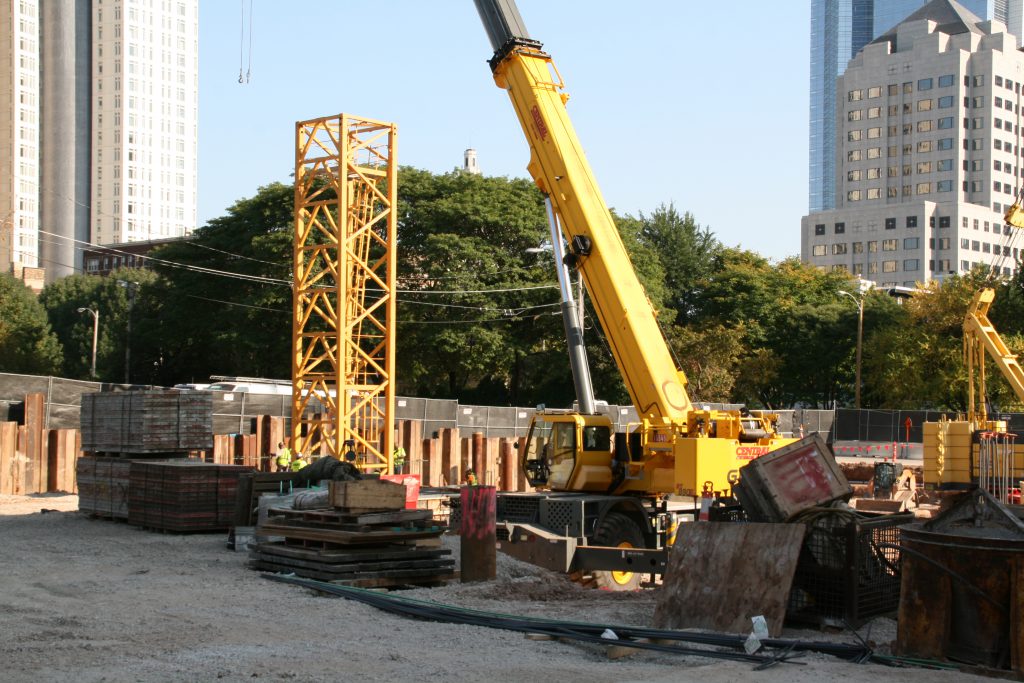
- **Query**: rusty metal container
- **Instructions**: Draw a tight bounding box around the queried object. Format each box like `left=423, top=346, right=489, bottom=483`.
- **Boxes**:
left=897, top=488, right=1024, bottom=673
left=734, top=434, right=852, bottom=522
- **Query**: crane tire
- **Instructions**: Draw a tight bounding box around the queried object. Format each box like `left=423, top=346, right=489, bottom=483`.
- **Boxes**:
left=590, top=512, right=645, bottom=591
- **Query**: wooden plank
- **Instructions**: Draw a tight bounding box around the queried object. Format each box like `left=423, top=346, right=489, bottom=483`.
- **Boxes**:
left=252, top=541, right=449, bottom=563
left=403, top=419, right=422, bottom=478
left=24, top=393, right=45, bottom=494
left=423, top=438, right=440, bottom=487
left=485, top=437, right=500, bottom=486
left=249, top=550, right=453, bottom=573
left=653, top=523, right=806, bottom=637
left=257, top=522, right=442, bottom=545
left=328, top=479, right=406, bottom=510
left=0, top=422, right=16, bottom=495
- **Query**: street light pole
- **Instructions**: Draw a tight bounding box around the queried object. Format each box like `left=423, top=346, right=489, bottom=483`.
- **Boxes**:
left=839, top=290, right=864, bottom=409
left=77, top=307, right=99, bottom=378
left=117, top=280, right=138, bottom=384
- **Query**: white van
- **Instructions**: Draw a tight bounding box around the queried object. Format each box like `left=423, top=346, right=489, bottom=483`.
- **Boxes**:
left=206, top=376, right=292, bottom=396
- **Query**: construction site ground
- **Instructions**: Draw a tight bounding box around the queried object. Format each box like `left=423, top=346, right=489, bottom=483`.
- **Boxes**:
left=2, top=493, right=987, bottom=683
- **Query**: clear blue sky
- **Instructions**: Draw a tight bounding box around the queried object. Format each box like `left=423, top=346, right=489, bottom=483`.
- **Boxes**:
left=198, top=1, right=810, bottom=262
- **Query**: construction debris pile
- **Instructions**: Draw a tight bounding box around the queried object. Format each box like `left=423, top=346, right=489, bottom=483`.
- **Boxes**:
left=249, top=478, right=453, bottom=588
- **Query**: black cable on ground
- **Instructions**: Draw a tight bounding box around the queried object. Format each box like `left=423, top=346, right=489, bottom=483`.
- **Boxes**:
left=262, top=574, right=869, bottom=666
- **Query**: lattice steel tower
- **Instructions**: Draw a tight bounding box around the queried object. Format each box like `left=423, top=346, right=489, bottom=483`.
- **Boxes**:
left=292, top=114, right=397, bottom=473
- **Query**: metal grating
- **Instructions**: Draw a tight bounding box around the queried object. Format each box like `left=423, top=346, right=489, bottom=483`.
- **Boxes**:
left=788, top=513, right=910, bottom=625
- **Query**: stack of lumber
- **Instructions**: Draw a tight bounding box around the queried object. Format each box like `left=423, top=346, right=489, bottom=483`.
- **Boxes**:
left=81, top=390, right=213, bottom=454
left=250, top=479, right=453, bottom=588
left=76, top=457, right=133, bottom=518
left=128, top=461, right=250, bottom=532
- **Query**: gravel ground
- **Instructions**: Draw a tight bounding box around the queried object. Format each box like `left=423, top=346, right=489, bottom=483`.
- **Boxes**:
left=0, top=493, right=989, bottom=683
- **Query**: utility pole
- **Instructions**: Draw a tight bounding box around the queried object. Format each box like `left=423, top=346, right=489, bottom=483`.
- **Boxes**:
left=839, top=290, right=864, bottom=409
left=117, top=280, right=138, bottom=384
left=77, top=307, right=100, bottom=378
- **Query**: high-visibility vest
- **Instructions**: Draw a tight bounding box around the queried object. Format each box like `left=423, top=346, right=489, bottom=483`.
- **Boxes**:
left=275, top=448, right=292, bottom=468
left=290, top=458, right=307, bottom=472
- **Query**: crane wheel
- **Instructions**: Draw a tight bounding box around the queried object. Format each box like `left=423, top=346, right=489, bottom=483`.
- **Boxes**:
left=590, top=512, right=645, bottom=591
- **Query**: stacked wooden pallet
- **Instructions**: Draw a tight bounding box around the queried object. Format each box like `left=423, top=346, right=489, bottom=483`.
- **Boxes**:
left=81, top=390, right=213, bottom=454
left=128, top=461, right=250, bottom=532
left=250, top=480, right=453, bottom=588
left=76, top=457, right=133, bottom=518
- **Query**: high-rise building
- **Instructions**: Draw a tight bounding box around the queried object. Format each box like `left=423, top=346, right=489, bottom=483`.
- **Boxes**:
left=0, top=0, right=198, bottom=286
left=0, top=0, right=41, bottom=274
left=809, top=0, right=1020, bottom=213
left=91, top=0, right=199, bottom=247
left=801, top=0, right=1023, bottom=285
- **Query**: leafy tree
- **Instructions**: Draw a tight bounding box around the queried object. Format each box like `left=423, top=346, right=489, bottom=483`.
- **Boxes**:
left=634, top=204, right=721, bottom=324
left=0, top=274, right=62, bottom=374
left=146, top=182, right=293, bottom=383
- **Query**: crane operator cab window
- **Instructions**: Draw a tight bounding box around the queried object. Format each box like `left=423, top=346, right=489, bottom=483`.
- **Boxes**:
left=523, top=419, right=578, bottom=488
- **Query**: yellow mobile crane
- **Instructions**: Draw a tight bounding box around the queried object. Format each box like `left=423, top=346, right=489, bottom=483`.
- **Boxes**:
left=472, top=1, right=793, bottom=588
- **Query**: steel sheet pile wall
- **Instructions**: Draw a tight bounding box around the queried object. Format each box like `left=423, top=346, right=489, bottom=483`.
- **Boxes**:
left=1, top=393, right=81, bottom=495
left=81, top=391, right=213, bottom=454
left=128, top=461, right=250, bottom=532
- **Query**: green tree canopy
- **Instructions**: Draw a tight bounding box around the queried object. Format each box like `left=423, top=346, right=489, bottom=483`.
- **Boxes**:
left=0, top=274, right=62, bottom=375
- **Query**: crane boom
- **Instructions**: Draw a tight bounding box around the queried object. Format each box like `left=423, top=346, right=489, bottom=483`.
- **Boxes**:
left=473, top=0, right=692, bottom=424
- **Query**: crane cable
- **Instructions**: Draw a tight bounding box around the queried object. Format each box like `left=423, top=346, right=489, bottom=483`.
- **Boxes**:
left=238, top=0, right=253, bottom=84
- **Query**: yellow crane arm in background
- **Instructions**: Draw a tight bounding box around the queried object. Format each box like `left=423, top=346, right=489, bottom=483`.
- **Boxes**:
left=472, top=0, right=692, bottom=426
left=964, top=287, right=1024, bottom=422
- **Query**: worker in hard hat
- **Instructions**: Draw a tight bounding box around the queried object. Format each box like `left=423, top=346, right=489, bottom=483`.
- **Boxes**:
left=274, top=442, right=292, bottom=472
left=290, top=452, right=308, bottom=472
left=392, top=445, right=407, bottom=473
left=465, top=468, right=478, bottom=486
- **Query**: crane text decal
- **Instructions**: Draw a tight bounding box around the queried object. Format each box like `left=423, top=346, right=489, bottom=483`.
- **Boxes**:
left=531, top=105, right=549, bottom=140
left=735, top=446, right=771, bottom=460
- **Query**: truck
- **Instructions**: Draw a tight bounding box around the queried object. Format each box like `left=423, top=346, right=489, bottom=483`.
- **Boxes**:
left=471, top=0, right=794, bottom=588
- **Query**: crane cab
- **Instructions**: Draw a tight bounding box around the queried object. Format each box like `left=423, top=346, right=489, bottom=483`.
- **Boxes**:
left=522, top=411, right=615, bottom=491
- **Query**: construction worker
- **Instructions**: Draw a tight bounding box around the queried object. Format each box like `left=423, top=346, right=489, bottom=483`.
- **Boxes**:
left=392, top=445, right=407, bottom=473
left=274, top=441, right=292, bottom=472
left=290, top=452, right=308, bottom=472
left=464, top=468, right=478, bottom=486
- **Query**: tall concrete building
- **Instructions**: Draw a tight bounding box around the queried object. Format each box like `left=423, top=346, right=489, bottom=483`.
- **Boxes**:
left=801, top=0, right=1024, bottom=286
left=91, top=0, right=199, bottom=247
left=809, top=0, right=1012, bottom=213
left=0, top=0, right=198, bottom=285
left=0, top=0, right=41, bottom=275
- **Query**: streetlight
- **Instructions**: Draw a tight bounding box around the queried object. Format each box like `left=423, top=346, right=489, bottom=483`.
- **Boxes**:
left=117, top=280, right=139, bottom=384
left=838, top=290, right=864, bottom=409
left=77, top=307, right=100, bottom=378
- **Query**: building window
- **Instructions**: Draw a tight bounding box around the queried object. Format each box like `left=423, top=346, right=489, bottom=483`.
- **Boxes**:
left=904, top=237, right=919, bottom=249
left=849, top=89, right=863, bottom=101
left=938, top=237, right=950, bottom=249
left=938, top=74, right=955, bottom=87
left=906, top=216, right=918, bottom=228
left=849, top=110, right=862, bottom=122
left=835, top=222, right=845, bottom=234
left=812, top=245, right=826, bottom=256
left=904, top=259, right=920, bottom=271
left=867, top=127, right=881, bottom=139
left=918, top=120, right=933, bottom=132
left=868, top=86, right=881, bottom=98
left=961, top=238, right=970, bottom=249
left=889, top=83, right=899, bottom=96
left=918, top=78, right=933, bottom=91
left=867, top=188, right=881, bottom=199
left=868, top=241, right=879, bottom=253
left=917, top=182, right=931, bottom=195
left=883, top=239, right=898, bottom=251
left=938, top=117, right=954, bottom=129
left=917, top=162, right=932, bottom=174
left=869, top=262, right=879, bottom=274
left=972, top=240, right=981, bottom=251
left=853, top=242, right=864, bottom=254
left=973, top=75, right=985, bottom=87
left=867, top=147, right=881, bottom=159
left=939, top=216, right=951, bottom=228
left=917, top=140, right=932, bottom=153
left=833, top=243, right=848, bottom=255
left=885, top=217, right=896, bottom=230
left=938, top=95, right=954, bottom=108
left=938, top=159, right=953, bottom=172
left=937, top=138, right=953, bottom=150
left=867, top=167, right=881, bottom=179
left=918, top=99, right=933, bottom=112
left=814, top=224, right=825, bottom=236
left=848, top=150, right=862, bottom=161
left=883, top=260, right=898, bottom=272
left=868, top=107, right=881, bottom=119
left=849, top=130, right=862, bottom=142
left=937, top=180, right=953, bottom=192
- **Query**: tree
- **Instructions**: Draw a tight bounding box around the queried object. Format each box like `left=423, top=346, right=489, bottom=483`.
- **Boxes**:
left=0, top=274, right=62, bottom=375
left=634, top=204, right=721, bottom=324
left=41, top=269, right=160, bottom=382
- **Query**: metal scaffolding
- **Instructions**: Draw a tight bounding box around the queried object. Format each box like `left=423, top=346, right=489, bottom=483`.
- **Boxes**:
left=292, top=114, right=397, bottom=473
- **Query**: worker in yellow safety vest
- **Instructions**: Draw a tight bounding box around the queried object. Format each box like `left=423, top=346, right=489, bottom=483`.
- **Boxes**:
left=275, top=442, right=292, bottom=472
left=392, top=446, right=407, bottom=473
left=290, top=452, right=308, bottom=472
